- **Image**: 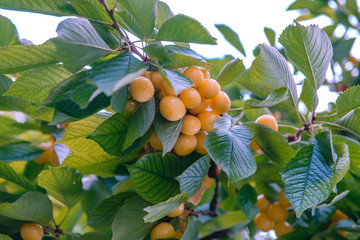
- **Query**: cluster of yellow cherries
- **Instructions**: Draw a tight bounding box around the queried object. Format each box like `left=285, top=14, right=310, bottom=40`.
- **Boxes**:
left=129, top=66, right=231, bottom=156
left=254, top=190, right=294, bottom=237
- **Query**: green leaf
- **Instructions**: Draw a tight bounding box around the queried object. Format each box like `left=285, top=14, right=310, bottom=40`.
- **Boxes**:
left=216, top=58, right=246, bottom=86
left=0, top=192, right=53, bottom=225
left=0, top=234, right=12, bottom=240
left=54, top=18, right=112, bottom=73
left=87, top=112, right=131, bottom=156
left=143, top=42, right=174, bottom=65
left=215, top=24, right=246, bottom=56
left=116, top=0, right=157, bottom=39
left=264, top=27, right=276, bottom=46
left=279, top=23, right=332, bottom=112
left=112, top=177, right=135, bottom=194
left=0, top=139, right=43, bottom=162
left=0, top=116, right=38, bottom=137
left=250, top=44, right=298, bottom=108
left=144, top=193, right=189, bottom=223
left=88, top=192, right=136, bottom=228
left=244, top=87, right=288, bottom=109
left=90, top=52, right=148, bottom=95
left=235, top=69, right=270, bottom=98
left=336, top=109, right=360, bottom=136
left=0, top=45, right=58, bottom=74
left=69, top=0, right=112, bottom=23
left=245, top=123, right=296, bottom=166
left=200, top=211, right=247, bottom=233
left=333, top=135, right=360, bottom=177
left=110, top=86, right=128, bottom=113
left=5, top=65, right=72, bottom=105
left=112, top=195, right=156, bottom=240
left=315, top=131, right=337, bottom=165
left=159, top=68, right=193, bottom=95
left=162, top=45, right=213, bottom=69
left=336, top=85, right=360, bottom=114
left=300, top=78, right=318, bottom=111
left=127, top=152, right=186, bottom=203
left=333, top=143, right=350, bottom=185
left=0, top=161, right=36, bottom=191
left=123, top=98, right=155, bottom=150
left=153, top=114, right=183, bottom=156
left=280, top=138, right=336, bottom=217
left=204, top=125, right=256, bottom=183
left=38, top=166, right=83, bottom=209
left=0, top=15, right=18, bottom=47
left=40, top=71, right=110, bottom=120
left=156, top=14, right=216, bottom=44
left=237, top=184, right=259, bottom=219
left=0, top=76, right=35, bottom=113
left=155, top=1, right=174, bottom=29
left=0, top=0, right=77, bottom=16
left=180, top=220, right=201, bottom=240
left=58, top=114, right=139, bottom=177
left=176, top=155, right=210, bottom=197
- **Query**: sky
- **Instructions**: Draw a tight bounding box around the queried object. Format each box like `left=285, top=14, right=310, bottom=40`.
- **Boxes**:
left=0, top=0, right=357, bottom=112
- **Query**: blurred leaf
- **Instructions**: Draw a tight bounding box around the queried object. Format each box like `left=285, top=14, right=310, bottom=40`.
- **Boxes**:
left=264, top=27, right=276, bottom=46
left=38, top=166, right=83, bottom=209
left=217, top=58, right=246, bottom=86
left=204, top=125, right=256, bottom=183
left=250, top=44, right=298, bottom=108
left=237, top=184, right=259, bottom=219
left=176, top=155, right=210, bottom=196
left=5, top=65, right=71, bottom=105
left=279, top=23, right=332, bottom=112
left=144, top=193, right=189, bottom=223
left=0, top=234, right=12, bottom=240
left=200, top=211, right=247, bottom=233
left=0, top=116, right=38, bottom=137
left=206, top=55, right=235, bottom=79
left=88, top=192, right=136, bottom=228
left=0, top=192, right=53, bottom=225
left=333, top=143, right=350, bottom=185
left=0, top=15, right=18, bottom=46
left=112, top=195, right=156, bottom=240
left=54, top=18, right=112, bottom=73
left=123, top=98, right=155, bottom=150
left=215, top=24, right=246, bottom=56
left=153, top=114, right=183, bottom=156
left=0, top=45, right=58, bottom=74
left=116, top=0, right=157, bottom=39
left=333, top=38, right=355, bottom=62
left=0, top=161, right=36, bottom=191
left=181, top=220, right=201, bottom=240
left=0, top=139, right=43, bottom=162
left=244, top=87, right=288, bottom=109
left=245, top=123, right=296, bottom=166
left=280, top=133, right=336, bottom=217
left=127, top=153, right=187, bottom=203
left=0, top=0, right=77, bottom=16
left=90, top=52, right=148, bottom=95
left=156, top=14, right=216, bottom=44
left=0, top=76, right=35, bottom=113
